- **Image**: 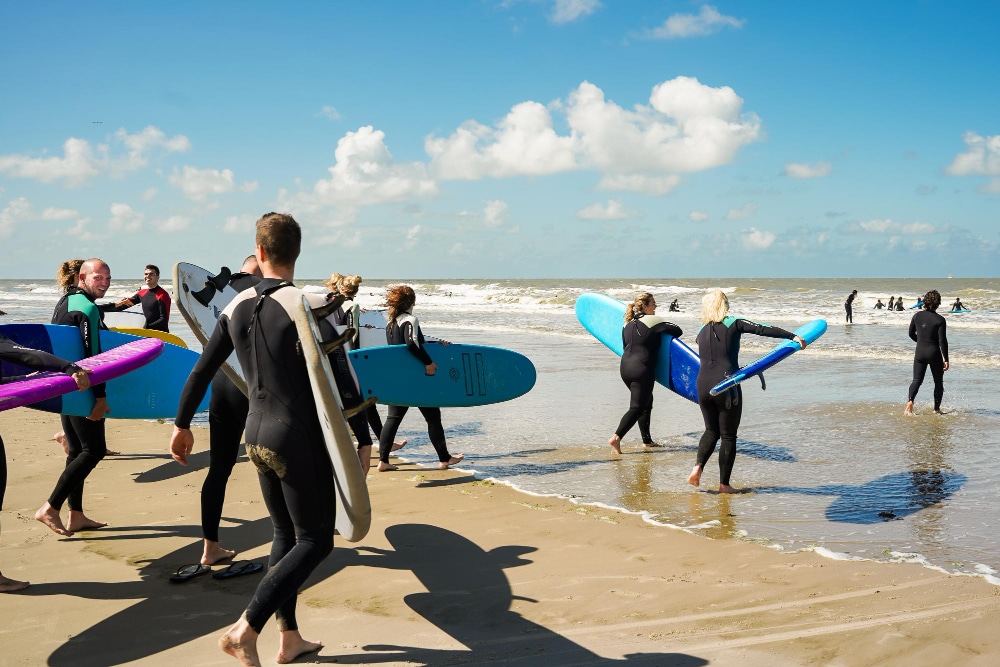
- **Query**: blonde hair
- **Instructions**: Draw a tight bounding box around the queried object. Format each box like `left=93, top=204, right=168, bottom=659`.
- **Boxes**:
left=338, top=274, right=362, bottom=298
left=624, top=292, right=654, bottom=323
left=701, top=289, right=730, bottom=324
left=385, top=285, right=416, bottom=321
left=57, top=259, right=84, bottom=292
left=323, top=272, right=344, bottom=292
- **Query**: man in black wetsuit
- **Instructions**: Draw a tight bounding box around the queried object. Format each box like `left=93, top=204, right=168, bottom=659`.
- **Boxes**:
left=113, top=264, right=171, bottom=331
left=35, top=258, right=113, bottom=536
left=171, top=214, right=331, bottom=665
left=1, top=334, right=91, bottom=592
left=844, top=290, right=857, bottom=323
left=905, top=289, right=949, bottom=415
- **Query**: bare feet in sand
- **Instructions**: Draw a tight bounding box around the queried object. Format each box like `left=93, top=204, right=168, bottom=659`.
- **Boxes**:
left=608, top=435, right=622, bottom=455
left=718, top=484, right=741, bottom=494
left=377, top=462, right=398, bottom=472
left=440, top=454, right=465, bottom=469
left=391, top=438, right=407, bottom=451
left=34, top=503, right=73, bottom=536
left=687, top=465, right=702, bottom=487
left=66, top=511, right=107, bottom=532
left=202, top=540, right=237, bottom=566
left=219, top=617, right=261, bottom=667
left=0, top=572, right=30, bottom=593
left=904, top=401, right=914, bottom=416
left=276, top=630, right=322, bottom=664
left=53, top=431, right=69, bottom=455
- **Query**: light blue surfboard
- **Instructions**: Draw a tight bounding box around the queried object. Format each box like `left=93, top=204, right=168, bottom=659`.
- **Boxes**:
left=709, top=319, right=827, bottom=397
left=574, top=293, right=698, bottom=403
left=347, top=343, right=536, bottom=407
left=0, top=323, right=209, bottom=418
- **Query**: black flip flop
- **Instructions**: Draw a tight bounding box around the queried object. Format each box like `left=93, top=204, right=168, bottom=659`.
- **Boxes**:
left=169, top=563, right=210, bottom=583
left=212, top=560, right=264, bottom=580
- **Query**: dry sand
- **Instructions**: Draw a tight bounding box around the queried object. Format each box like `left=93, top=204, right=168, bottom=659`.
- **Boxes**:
left=1, top=410, right=998, bottom=666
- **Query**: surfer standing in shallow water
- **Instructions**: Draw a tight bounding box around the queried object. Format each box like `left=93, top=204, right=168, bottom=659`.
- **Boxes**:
left=608, top=293, right=682, bottom=454
left=688, top=289, right=805, bottom=494
left=905, top=289, right=949, bottom=416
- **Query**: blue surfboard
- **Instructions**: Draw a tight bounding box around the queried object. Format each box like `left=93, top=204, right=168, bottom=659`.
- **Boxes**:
left=347, top=343, right=536, bottom=408
left=574, top=293, right=698, bottom=403
left=709, top=319, right=827, bottom=397
left=0, top=323, right=209, bottom=418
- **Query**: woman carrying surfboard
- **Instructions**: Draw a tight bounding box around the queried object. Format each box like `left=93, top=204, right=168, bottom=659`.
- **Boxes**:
left=608, top=293, right=682, bottom=454
left=688, top=289, right=805, bottom=494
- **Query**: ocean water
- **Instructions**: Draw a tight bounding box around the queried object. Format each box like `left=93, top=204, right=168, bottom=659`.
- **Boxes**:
left=2, top=276, right=999, bottom=582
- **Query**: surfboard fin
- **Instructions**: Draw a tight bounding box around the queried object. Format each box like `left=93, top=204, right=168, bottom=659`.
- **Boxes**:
left=191, top=267, right=233, bottom=308
left=208, top=266, right=232, bottom=291
left=758, top=373, right=766, bottom=391
left=311, top=295, right=345, bottom=320
left=343, top=396, right=377, bottom=420
left=320, top=327, right=356, bottom=355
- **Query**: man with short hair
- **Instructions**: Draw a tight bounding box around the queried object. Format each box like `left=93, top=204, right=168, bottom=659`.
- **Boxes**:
left=35, top=258, right=113, bottom=536
left=114, top=264, right=171, bottom=331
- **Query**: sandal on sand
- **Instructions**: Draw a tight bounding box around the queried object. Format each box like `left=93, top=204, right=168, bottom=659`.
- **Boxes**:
left=213, top=560, right=263, bottom=580
left=170, top=563, right=210, bottom=583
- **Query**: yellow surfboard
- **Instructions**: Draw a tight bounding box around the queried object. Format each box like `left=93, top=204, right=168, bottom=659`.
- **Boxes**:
left=111, top=327, right=188, bottom=349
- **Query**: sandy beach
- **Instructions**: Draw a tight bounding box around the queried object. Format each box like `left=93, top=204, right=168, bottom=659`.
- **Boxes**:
left=1, top=409, right=998, bottom=666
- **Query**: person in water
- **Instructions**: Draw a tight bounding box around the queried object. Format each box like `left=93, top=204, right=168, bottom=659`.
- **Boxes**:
left=894, top=297, right=904, bottom=311
left=951, top=298, right=966, bottom=312
left=171, top=213, right=334, bottom=665
left=375, top=285, right=464, bottom=472
left=905, top=289, right=949, bottom=416
left=844, top=290, right=857, bottom=323
left=608, top=293, right=682, bottom=454
left=874, top=299, right=885, bottom=310
left=687, top=289, right=805, bottom=494
left=887, top=296, right=895, bottom=311
left=668, top=299, right=680, bottom=312
left=1, top=334, right=91, bottom=592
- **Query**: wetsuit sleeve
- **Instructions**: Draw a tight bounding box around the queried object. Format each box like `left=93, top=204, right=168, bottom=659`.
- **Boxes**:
left=735, top=319, right=795, bottom=340
left=108, top=292, right=142, bottom=312
left=908, top=316, right=918, bottom=343
left=651, top=321, right=683, bottom=338
left=174, top=315, right=235, bottom=429
left=939, top=318, right=949, bottom=363
left=0, top=335, right=81, bottom=382
left=401, top=321, right=434, bottom=365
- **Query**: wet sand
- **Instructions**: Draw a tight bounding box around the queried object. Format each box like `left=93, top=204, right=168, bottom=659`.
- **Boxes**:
left=1, top=410, right=998, bottom=666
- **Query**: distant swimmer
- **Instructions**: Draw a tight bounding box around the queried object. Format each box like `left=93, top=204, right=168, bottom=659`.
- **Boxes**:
left=874, top=299, right=885, bottom=310
left=844, top=290, right=857, bottom=323
left=894, top=296, right=904, bottom=311
left=668, top=299, right=680, bottom=312
left=951, top=298, right=966, bottom=312
left=887, top=296, right=895, bottom=311
left=905, top=290, right=949, bottom=416
left=608, top=293, right=682, bottom=454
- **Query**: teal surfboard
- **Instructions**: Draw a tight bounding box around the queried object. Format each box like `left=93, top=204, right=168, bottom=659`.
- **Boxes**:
left=708, top=319, right=827, bottom=397
left=0, top=323, right=209, bottom=418
left=574, top=293, right=698, bottom=403
left=347, top=343, right=536, bottom=407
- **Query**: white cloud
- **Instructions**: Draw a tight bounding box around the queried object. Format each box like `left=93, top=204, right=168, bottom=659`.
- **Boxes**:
left=313, top=229, right=362, bottom=247
left=0, top=197, right=82, bottom=236
left=0, top=126, right=189, bottom=186
left=449, top=242, right=464, bottom=256
left=40, top=206, right=79, bottom=220
left=156, top=215, right=191, bottom=232
left=483, top=199, right=510, bottom=227
left=223, top=213, right=258, bottom=234
left=741, top=227, right=775, bottom=250
left=946, top=131, right=1000, bottom=193
left=576, top=199, right=638, bottom=220
left=319, top=105, right=341, bottom=121
left=108, top=202, right=144, bottom=232
left=140, top=187, right=158, bottom=200
left=169, top=166, right=258, bottom=201
left=427, top=77, right=760, bottom=195
left=841, top=218, right=941, bottom=235
left=689, top=210, right=709, bottom=222
left=641, top=5, right=745, bottom=40
left=404, top=224, right=422, bottom=250
left=65, top=217, right=97, bottom=240
left=785, top=161, right=832, bottom=179
left=551, top=0, right=601, bottom=24
left=724, top=202, right=756, bottom=220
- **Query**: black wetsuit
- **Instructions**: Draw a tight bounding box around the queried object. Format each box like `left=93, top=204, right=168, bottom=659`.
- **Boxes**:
left=109, top=285, right=171, bottom=331
left=49, top=288, right=108, bottom=513
left=175, top=278, right=336, bottom=634
left=202, top=271, right=260, bottom=544
left=1, top=335, right=81, bottom=512
left=377, top=312, right=453, bottom=464
left=328, top=297, right=374, bottom=449
left=695, top=318, right=795, bottom=486
left=907, top=310, right=949, bottom=410
left=614, top=315, right=682, bottom=443
left=845, top=292, right=856, bottom=323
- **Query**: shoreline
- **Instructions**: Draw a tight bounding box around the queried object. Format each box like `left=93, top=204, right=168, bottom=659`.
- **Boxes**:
left=2, top=410, right=999, bottom=665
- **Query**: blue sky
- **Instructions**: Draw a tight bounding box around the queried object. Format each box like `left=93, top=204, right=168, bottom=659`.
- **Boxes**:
left=1, top=1, right=998, bottom=279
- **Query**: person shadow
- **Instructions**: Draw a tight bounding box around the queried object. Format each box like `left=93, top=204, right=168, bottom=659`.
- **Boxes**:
left=331, top=523, right=708, bottom=666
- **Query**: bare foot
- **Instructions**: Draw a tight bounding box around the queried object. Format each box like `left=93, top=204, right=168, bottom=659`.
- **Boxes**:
left=391, top=438, right=407, bottom=451
left=440, top=454, right=465, bottom=469
left=0, top=573, right=30, bottom=593
left=53, top=431, right=69, bottom=455
left=276, top=630, right=322, bottom=664
left=66, top=511, right=108, bottom=532
left=608, top=435, right=622, bottom=455
left=904, top=401, right=914, bottom=416
left=687, top=465, right=702, bottom=487
left=718, top=484, right=741, bottom=494
left=34, top=504, right=73, bottom=536
left=377, top=462, right=398, bottom=472
left=202, top=540, right=237, bottom=566
left=219, top=618, right=261, bottom=667
left=933, top=408, right=944, bottom=415
left=642, top=440, right=662, bottom=448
